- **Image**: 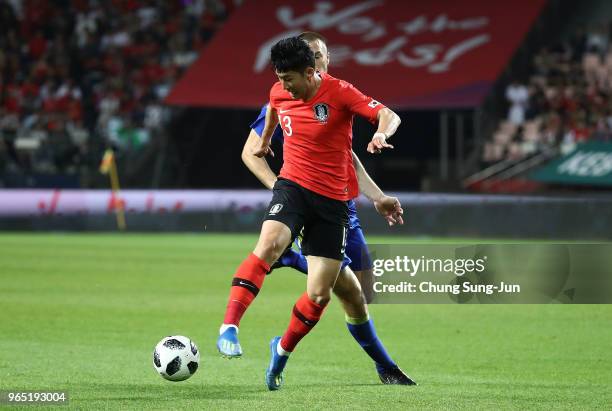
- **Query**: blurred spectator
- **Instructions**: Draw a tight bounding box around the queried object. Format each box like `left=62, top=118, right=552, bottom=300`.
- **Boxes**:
left=0, top=108, right=19, bottom=143
left=486, top=19, right=612, bottom=164
left=525, top=83, right=548, bottom=119
left=506, top=81, right=529, bottom=125
left=586, top=23, right=608, bottom=54
left=0, top=0, right=237, bottom=186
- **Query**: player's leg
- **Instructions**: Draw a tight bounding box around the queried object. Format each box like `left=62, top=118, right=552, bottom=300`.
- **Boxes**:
left=344, top=201, right=375, bottom=302
left=265, top=209, right=346, bottom=390
left=333, top=265, right=416, bottom=385
left=218, top=220, right=292, bottom=358
left=339, top=218, right=416, bottom=384
left=218, top=180, right=303, bottom=358
left=226, top=220, right=292, bottom=325
left=346, top=221, right=375, bottom=303
left=268, top=233, right=308, bottom=275
left=333, top=266, right=367, bottom=318
left=252, top=220, right=294, bottom=265
left=266, top=255, right=342, bottom=390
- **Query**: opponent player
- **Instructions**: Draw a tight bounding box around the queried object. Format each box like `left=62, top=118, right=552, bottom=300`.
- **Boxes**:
left=220, top=36, right=414, bottom=390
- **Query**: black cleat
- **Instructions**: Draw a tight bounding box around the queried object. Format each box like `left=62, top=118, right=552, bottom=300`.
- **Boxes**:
left=377, top=366, right=417, bottom=385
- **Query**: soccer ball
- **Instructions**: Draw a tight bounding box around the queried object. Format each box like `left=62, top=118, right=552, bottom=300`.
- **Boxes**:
left=153, top=335, right=200, bottom=381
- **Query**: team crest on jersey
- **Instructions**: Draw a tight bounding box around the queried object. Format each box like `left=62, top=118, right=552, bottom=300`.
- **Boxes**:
left=313, top=103, right=329, bottom=123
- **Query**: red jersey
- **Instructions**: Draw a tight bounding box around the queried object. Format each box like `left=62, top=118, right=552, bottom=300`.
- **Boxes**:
left=269, top=72, right=384, bottom=201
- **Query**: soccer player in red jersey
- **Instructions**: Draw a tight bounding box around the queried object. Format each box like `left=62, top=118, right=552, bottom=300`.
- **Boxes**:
left=221, top=36, right=415, bottom=390
left=229, top=32, right=414, bottom=387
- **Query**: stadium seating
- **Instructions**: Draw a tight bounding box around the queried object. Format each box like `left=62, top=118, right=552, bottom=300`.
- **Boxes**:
left=484, top=21, right=612, bottom=166
left=0, top=0, right=237, bottom=187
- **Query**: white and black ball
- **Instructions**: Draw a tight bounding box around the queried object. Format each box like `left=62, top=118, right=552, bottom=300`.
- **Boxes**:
left=153, top=335, right=200, bottom=381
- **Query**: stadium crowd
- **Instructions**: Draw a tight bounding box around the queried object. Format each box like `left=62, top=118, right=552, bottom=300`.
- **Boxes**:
left=484, top=21, right=612, bottom=163
left=0, top=0, right=237, bottom=185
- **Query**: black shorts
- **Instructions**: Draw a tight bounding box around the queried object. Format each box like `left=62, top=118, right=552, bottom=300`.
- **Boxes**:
left=264, top=178, right=349, bottom=261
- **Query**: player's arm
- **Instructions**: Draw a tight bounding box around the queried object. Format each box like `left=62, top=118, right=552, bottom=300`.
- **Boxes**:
left=252, top=105, right=278, bottom=158
left=340, top=81, right=400, bottom=154
left=367, top=108, right=401, bottom=154
left=242, top=129, right=278, bottom=190
left=352, top=151, right=404, bottom=226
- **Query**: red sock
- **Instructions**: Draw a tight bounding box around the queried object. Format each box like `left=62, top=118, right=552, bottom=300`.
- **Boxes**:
left=280, top=292, right=327, bottom=352
left=223, top=253, right=270, bottom=326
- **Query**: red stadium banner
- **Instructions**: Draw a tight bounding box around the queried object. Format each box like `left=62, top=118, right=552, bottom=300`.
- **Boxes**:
left=166, top=0, right=546, bottom=109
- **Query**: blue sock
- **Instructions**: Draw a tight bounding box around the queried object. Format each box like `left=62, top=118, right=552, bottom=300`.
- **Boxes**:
left=346, top=316, right=396, bottom=371
left=283, top=249, right=308, bottom=274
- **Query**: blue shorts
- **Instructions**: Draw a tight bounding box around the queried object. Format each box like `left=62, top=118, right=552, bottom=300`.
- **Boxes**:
left=344, top=200, right=372, bottom=272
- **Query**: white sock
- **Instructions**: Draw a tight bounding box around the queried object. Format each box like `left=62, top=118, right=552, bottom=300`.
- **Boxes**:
left=276, top=340, right=291, bottom=357
left=219, top=324, right=238, bottom=335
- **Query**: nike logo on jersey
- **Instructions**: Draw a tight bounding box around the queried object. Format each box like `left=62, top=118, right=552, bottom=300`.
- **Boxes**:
left=279, top=109, right=291, bottom=113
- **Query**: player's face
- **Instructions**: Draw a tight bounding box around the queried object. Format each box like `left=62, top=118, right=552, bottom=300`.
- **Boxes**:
left=275, top=68, right=314, bottom=100
left=308, top=39, right=329, bottom=73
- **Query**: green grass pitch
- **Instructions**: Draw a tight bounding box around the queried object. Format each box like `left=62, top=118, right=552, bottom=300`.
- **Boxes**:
left=0, top=233, right=611, bottom=410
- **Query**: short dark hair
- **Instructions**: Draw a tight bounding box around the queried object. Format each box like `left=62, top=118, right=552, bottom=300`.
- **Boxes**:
left=298, top=31, right=328, bottom=45
left=270, top=36, right=315, bottom=74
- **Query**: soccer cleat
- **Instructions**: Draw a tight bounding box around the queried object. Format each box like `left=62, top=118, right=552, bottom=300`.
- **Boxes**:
left=265, top=336, right=289, bottom=390
left=216, top=327, right=242, bottom=358
left=377, top=365, right=417, bottom=385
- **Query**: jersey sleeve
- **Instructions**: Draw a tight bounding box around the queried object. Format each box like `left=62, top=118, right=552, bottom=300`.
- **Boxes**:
left=339, top=81, right=385, bottom=124
left=250, top=103, right=284, bottom=142
left=249, top=104, right=268, bottom=136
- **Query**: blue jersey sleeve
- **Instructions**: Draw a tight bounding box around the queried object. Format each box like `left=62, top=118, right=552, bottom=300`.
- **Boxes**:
left=249, top=104, right=284, bottom=143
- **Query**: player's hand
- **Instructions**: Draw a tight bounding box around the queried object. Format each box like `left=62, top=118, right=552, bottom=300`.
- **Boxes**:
left=367, top=132, right=394, bottom=154
left=374, top=195, right=404, bottom=226
left=252, top=142, right=274, bottom=158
